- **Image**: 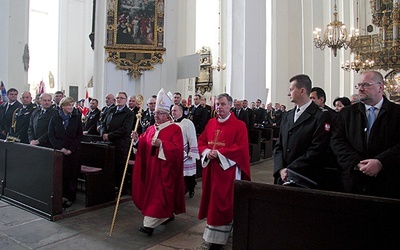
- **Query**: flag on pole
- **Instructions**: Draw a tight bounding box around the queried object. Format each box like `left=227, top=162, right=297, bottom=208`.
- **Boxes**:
left=38, top=80, right=45, bottom=94
left=187, top=95, right=192, bottom=106
left=81, top=90, right=90, bottom=116
left=0, top=81, right=8, bottom=103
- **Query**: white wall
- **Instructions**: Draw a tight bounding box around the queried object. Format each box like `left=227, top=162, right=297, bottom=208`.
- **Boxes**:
left=59, top=0, right=94, bottom=99
left=0, top=0, right=29, bottom=93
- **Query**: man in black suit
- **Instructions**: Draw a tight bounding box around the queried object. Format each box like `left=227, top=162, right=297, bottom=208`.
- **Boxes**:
left=139, top=97, right=156, bottom=133
left=331, top=71, right=400, bottom=199
left=51, top=90, right=64, bottom=112
left=128, top=95, right=140, bottom=130
left=253, top=98, right=266, bottom=127
left=8, top=91, right=37, bottom=143
left=233, top=99, right=249, bottom=128
left=310, top=87, right=337, bottom=121
left=28, top=93, right=57, bottom=148
left=98, top=93, right=115, bottom=130
left=0, top=88, right=22, bottom=139
left=83, top=98, right=100, bottom=135
left=242, top=99, right=254, bottom=129
left=100, top=92, right=134, bottom=188
left=273, top=74, right=331, bottom=189
left=189, top=94, right=208, bottom=135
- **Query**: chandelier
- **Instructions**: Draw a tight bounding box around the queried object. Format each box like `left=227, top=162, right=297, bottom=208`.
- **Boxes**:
left=313, top=0, right=351, bottom=57
left=341, top=52, right=375, bottom=73
left=211, top=57, right=226, bottom=72
left=353, top=0, right=400, bottom=71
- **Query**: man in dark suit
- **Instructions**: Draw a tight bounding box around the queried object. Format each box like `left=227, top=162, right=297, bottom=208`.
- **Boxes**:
left=83, top=98, right=100, bottom=135
left=139, top=97, right=156, bottom=134
left=8, top=91, right=37, bottom=143
left=331, top=71, right=400, bottom=199
left=253, top=98, right=266, bottom=127
left=51, top=90, right=64, bottom=112
left=100, top=92, right=134, bottom=189
left=98, top=93, right=115, bottom=132
left=128, top=95, right=140, bottom=130
left=273, top=74, right=331, bottom=189
left=189, top=94, right=208, bottom=135
left=233, top=99, right=249, bottom=128
left=242, top=99, right=254, bottom=129
left=0, top=88, right=22, bottom=139
left=310, top=87, right=337, bottom=121
left=28, top=93, right=57, bottom=148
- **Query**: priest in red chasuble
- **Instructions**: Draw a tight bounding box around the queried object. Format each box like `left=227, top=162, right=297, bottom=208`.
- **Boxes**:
left=132, top=89, right=185, bottom=236
left=197, top=93, right=250, bottom=248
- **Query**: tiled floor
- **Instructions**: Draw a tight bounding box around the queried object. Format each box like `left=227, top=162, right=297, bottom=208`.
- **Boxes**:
left=0, top=159, right=274, bottom=250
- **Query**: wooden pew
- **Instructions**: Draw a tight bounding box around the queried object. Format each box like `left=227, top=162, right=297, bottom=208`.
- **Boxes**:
left=248, top=129, right=261, bottom=163
left=233, top=181, right=400, bottom=249
left=0, top=141, right=63, bottom=220
left=79, top=141, right=115, bottom=207
left=259, top=128, right=273, bottom=159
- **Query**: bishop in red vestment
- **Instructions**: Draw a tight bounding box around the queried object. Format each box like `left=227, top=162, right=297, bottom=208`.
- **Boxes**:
left=132, top=89, right=185, bottom=236
left=197, top=93, right=250, bottom=248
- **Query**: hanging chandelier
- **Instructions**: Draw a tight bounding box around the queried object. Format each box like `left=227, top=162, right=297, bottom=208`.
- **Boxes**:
left=313, top=0, right=351, bottom=57
left=211, top=57, right=226, bottom=72
left=341, top=52, right=375, bottom=73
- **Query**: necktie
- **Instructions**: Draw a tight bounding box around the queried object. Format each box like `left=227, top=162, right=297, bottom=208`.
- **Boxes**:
left=40, top=109, right=45, bottom=116
left=294, top=107, right=301, bottom=122
left=236, top=110, right=240, bottom=116
left=367, top=106, right=376, bottom=135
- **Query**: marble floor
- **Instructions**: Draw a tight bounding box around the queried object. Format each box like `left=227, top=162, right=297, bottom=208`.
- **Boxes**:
left=0, top=158, right=274, bottom=250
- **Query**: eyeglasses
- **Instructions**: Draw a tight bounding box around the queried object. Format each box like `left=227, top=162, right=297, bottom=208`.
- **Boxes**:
left=116, top=97, right=126, bottom=100
left=355, top=82, right=380, bottom=89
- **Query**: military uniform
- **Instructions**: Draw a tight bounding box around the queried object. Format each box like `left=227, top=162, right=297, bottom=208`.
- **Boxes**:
left=9, top=103, right=37, bottom=143
left=139, top=108, right=155, bottom=134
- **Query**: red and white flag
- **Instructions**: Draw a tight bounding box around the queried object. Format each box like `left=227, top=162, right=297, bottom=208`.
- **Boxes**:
left=38, top=80, right=45, bottom=94
left=82, top=90, right=90, bottom=116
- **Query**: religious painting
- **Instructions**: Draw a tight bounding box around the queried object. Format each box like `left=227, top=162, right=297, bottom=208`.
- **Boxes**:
left=105, top=0, right=165, bottom=78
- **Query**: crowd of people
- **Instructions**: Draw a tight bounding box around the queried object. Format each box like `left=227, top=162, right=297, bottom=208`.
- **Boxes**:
left=1, top=70, right=399, bottom=249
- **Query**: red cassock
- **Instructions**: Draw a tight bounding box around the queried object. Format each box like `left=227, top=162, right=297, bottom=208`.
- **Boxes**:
left=132, top=123, right=186, bottom=218
left=197, top=114, right=250, bottom=226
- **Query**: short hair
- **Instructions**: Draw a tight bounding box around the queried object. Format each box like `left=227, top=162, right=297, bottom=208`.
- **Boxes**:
left=362, top=70, right=384, bottom=84
left=333, top=97, right=351, bottom=107
left=173, top=92, right=181, bottom=97
left=7, top=88, right=18, bottom=95
left=243, top=99, right=248, bottom=102
left=311, top=87, right=326, bottom=103
left=60, top=96, right=75, bottom=107
left=194, top=94, right=201, bottom=99
left=217, top=93, right=233, bottom=105
left=151, top=95, right=157, bottom=99
left=91, top=98, right=98, bottom=104
left=116, top=92, right=128, bottom=99
left=129, top=95, right=136, bottom=99
left=290, top=74, right=312, bottom=95
left=54, top=91, right=64, bottom=95
left=173, top=104, right=183, bottom=112
left=256, top=99, right=262, bottom=103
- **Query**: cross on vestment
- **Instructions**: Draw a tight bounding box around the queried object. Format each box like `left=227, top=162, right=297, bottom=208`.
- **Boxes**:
left=208, top=130, right=226, bottom=150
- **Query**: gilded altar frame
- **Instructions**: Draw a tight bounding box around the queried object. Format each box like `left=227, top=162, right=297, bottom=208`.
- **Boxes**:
left=104, top=0, right=165, bottom=78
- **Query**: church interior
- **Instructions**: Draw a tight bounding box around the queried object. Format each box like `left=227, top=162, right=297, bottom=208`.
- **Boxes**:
left=2, top=0, right=400, bottom=107
left=1, top=0, right=400, bottom=249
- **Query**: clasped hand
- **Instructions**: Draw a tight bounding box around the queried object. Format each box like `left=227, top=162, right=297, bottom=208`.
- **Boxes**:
left=357, top=159, right=382, bottom=177
left=207, top=150, right=218, bottom=160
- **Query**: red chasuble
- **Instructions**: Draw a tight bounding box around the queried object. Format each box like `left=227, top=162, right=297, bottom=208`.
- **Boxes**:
left=198, top=113, right=250, bottom=226
left=132, top=123, right=186, bottom=218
